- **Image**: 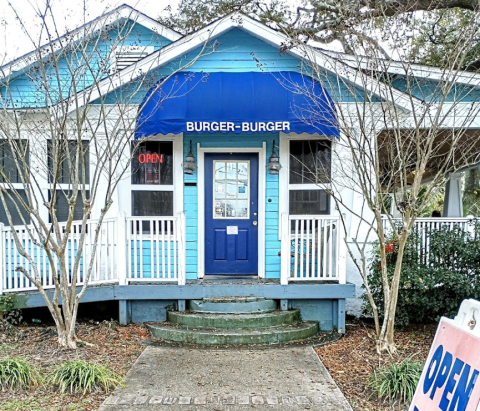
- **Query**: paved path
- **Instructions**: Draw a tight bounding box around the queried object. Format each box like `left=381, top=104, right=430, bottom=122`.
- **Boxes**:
left=99, top=346, right=352, bottom=410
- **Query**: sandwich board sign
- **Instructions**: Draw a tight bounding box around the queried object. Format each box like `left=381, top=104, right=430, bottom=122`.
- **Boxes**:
left=409, top=299, right=480, bottom=411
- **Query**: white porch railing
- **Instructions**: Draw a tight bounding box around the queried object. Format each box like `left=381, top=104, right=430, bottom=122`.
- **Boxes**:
left=126, top=214, right=186, bottom=284
left=382, top=216, right=472, bottom=234
left=382, top=216, right=474, bottom=264
left=0, top=212, right=186, bottom=294
left=280, top=214, right=345, bottom=285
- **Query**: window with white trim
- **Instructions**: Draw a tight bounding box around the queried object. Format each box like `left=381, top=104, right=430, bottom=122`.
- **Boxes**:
left=288, top=139, right=331, bottom=215
left=131, top=140, right=175, bottom=233
left=112, top=46, right=154, bottom=72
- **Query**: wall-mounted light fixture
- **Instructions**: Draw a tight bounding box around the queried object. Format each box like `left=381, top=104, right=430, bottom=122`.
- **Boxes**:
left=182, top=140, right=198, bottom=175
left=267, top=140, right=282, bottom=175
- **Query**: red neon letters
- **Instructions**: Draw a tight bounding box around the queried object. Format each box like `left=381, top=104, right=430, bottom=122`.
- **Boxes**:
left=138, top=153, right=164, bottom=164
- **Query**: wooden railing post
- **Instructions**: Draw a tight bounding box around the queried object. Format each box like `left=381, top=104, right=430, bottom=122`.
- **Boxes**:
left=117, top=211, right=127, bottom=286
left=280, top=213, right=290, bottom=285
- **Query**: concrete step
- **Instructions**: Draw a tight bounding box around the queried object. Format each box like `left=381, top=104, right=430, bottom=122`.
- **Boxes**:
left=188, top=297, right=277, bottom=314
left=146, top=321, right=320, bottom=345
left=167, top=309, right=301, bottom=329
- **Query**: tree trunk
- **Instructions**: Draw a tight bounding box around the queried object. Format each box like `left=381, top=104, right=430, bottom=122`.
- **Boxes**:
left=57, top=326, right=77, bottom=349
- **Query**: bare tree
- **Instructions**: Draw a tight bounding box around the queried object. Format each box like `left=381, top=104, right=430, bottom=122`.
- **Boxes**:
left=0, top=2, right=211, bottom=348
left=279, top=10, right=480, bottom=353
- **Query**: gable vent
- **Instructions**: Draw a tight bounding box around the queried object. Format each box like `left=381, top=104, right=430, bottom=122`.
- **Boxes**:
left=113, top=46, right=154, bottom=72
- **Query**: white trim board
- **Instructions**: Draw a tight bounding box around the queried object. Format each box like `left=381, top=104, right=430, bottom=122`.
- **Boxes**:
left=197, top=144, right=266, bottom=279
left=1, top=4, right=181, bottom=80
left=66, top=12, right=423, bottom=114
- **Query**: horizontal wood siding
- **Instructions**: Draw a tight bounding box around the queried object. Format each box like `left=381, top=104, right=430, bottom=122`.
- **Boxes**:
left=183, top=133, right=281, bottom=279
left=100, top=28, right=362, bottom=105
left=391, top=75, right=480, bottom=102
left=2, top=22, right=171, bottom=108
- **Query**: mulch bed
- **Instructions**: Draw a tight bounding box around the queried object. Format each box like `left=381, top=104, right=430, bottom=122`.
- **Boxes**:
left=0, top=319, right=437, bottom=411
left=315, top=320, right=437, bottom=411
left=0, top=321, right=150, bottom=411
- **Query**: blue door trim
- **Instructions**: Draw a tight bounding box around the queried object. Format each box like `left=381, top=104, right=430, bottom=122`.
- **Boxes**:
left=205, top=153, right=259, bottom=275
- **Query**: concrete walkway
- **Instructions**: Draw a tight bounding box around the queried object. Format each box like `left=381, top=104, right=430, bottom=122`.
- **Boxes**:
left=99, top=345, right=352, bottom=410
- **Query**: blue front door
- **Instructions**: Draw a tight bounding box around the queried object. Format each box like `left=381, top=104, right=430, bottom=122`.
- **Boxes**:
left=205, top=153, right=259, bottom=275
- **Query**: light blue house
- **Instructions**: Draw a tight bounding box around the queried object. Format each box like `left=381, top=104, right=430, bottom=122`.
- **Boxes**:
left=0, top=5, right=477, bottom=335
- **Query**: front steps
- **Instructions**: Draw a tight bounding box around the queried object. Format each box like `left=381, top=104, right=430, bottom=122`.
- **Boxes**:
left=146, top=297, right=320, bottom=345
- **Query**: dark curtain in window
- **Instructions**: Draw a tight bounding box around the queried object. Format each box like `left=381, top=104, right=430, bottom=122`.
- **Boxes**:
left=48, top=140, right=89, bottom=184
left=132, top=191, right=174, bottom=216
left=289, top=190, right=330, bottom=215
left=50, top=190, right=89, bottom=223
left=0, top=140, right=29, bottom=183
left=131, top=141, right=173, bottom=185
left=0, top=190, right=30, bottom=225
left=289, top=140, right=331, bottom=184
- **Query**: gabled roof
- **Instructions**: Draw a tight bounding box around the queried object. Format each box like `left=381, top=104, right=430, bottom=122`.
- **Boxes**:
left=69, top=12, right=425, bottom=113
left=0, top=4, right=181, bottom=80
left=325, top=51, right=480, bottom=90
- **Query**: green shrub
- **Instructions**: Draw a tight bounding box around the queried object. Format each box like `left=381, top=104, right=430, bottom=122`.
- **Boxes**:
left=368, top=358, right=423, bottom=403
left=362, top=220, right=480, bottom=326
left=0, top=294, right=23, bottom=325
left=50, top=360, right=123, bottom=394
left=0, top=357, right=42, bottom=390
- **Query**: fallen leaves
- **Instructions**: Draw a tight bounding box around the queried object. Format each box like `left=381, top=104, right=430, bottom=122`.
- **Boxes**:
left=0, top=321, right=150, bottom=410
left=315, top=321, right=436, bottom=411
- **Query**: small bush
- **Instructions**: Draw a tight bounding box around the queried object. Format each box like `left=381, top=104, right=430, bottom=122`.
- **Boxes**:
left=50, top=360, right=123, bottom=394
left=0, top=357, right=42, bottom=390
left=368, top=358, right=423, bottom=404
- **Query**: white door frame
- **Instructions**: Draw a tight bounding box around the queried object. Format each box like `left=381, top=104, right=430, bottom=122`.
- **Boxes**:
left=197, top=143, right=266, bottom=278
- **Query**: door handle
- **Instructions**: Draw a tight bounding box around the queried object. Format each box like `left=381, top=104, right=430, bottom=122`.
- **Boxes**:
left=253, top=221, right=258, bottom=226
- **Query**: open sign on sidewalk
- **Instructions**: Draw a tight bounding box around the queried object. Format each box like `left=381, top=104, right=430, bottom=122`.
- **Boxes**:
left=410, top=300, right=480, bottom=411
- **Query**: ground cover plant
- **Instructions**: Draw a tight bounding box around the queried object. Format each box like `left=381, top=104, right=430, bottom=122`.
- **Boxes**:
left=50, top=360, right=123, bottom=394
left=0, top=357, right=42, bottom=391
left=367, top=357, right=423, bottom=404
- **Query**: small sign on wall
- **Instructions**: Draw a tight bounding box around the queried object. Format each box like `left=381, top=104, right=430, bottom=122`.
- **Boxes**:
left=226, top=226, right=238, bottom=235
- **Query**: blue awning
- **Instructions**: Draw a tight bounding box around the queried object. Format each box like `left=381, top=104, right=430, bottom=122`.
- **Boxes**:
left=135, top=71, right=339, bottom=139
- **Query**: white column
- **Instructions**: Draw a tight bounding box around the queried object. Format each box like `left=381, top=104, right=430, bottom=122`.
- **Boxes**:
left=444, top=173, right=463, bottom=217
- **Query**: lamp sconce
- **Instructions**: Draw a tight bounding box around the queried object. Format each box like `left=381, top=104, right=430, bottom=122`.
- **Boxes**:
left=182, top=140, right=198, bottom=175
left=267, top=140, right=282, bottom=175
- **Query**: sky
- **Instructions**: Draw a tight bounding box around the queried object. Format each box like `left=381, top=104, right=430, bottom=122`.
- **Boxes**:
left=0, top=0, right=303, bottom=63
left=0, top=0, right=183, bottom=62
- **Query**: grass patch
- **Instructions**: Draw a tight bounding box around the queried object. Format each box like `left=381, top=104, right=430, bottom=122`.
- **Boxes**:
left=368, top=357, right=423, bottom=403
left=50, top=360, right=123, bottom=394
left=0, top=357, right=42, bottom=390
left=0, top=344, right=17, bottom=352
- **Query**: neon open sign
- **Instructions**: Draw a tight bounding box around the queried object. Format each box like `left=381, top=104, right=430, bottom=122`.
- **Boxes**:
left=138, top=153, right=164, bottom=164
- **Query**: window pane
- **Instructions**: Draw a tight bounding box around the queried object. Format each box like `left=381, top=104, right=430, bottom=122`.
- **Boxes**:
left=131, top=141, right=173, bottom=185
left=0, top=190, right=30, bottom=225
left=289, top=190, right=329, bottom=215
left=132, top=191, right=173, bottom=216
left=48, top=140, right=89, bottom=184
left=50, top=190, right=89, bottom=223
left=289, top=140, right=331, bottom=184
left=0, top=140, right=29, bottom=183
